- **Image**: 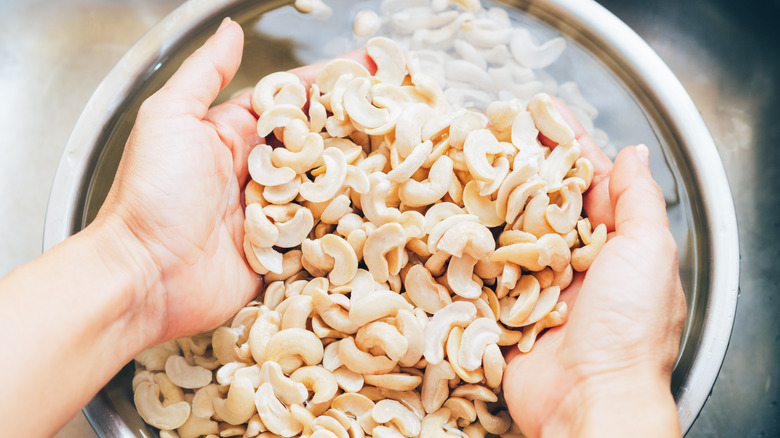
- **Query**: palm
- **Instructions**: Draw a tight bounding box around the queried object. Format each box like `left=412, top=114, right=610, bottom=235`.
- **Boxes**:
left=502, top=100, right=686, bottom=436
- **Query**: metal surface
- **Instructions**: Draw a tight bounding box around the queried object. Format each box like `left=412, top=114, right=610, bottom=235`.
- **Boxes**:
left=0, top=0, right=775, bottom=437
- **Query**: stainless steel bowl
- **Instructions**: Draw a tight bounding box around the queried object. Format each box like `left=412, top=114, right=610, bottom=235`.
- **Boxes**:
left=43, top=0, right=739, bottom=435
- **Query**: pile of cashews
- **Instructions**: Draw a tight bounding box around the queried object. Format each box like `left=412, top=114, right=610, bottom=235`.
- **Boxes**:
left=131, top=2, right=611, bottom=438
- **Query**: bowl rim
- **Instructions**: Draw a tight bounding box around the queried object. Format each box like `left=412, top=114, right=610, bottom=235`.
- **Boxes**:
left=43, top=0, right=739, bottom=435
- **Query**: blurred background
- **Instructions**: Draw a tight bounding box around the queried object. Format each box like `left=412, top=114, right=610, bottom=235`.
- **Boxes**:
left=0, top=0, right=777, bottom=436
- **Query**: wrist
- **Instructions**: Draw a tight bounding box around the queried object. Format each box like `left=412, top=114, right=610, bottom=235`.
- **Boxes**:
left=542, top=367, right=680, bottom=438
left=83, top=213, right=165, bottom=351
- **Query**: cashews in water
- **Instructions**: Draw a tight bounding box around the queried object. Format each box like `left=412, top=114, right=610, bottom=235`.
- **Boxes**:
left=134, top=1, right=620, bottom=434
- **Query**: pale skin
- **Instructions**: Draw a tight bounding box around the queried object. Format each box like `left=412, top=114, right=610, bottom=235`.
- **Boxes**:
left=0, top=19, right=685, bottom=438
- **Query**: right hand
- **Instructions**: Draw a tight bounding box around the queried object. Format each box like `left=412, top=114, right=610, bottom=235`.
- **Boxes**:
left=502, top=101, right=687, bottom=437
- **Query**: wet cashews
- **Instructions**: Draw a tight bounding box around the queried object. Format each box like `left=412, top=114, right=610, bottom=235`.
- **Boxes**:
left=255, top=383, right=303, bottom=437
left=264, top=328, right=324, bottom=367
left=135, top=3, right=621, bottom=433
left=134, top=381, right=191, bottom=430
left=398, top=155, right=454, bottom=207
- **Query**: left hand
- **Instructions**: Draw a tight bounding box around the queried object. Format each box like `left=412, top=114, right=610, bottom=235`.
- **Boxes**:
left=95, top=18, right=261, bottom=344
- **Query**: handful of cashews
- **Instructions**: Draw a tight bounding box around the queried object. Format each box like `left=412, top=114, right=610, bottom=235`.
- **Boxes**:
left=132, top=2, right=614, bottom=437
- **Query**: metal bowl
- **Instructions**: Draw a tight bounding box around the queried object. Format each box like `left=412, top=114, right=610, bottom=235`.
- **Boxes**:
left=43, top=0, right=739, bottom=436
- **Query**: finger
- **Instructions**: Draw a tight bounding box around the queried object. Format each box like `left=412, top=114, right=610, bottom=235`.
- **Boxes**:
left=146, top=18, right=244, bottom=119
left=204, top=102, right=261, bottom=185
left=609, top=145, right=671, bottom=239
left=290, top=49, right=377, bottom=90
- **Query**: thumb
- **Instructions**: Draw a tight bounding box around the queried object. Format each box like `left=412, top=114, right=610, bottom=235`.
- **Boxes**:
left=609, top=145, right=671, bottom=240
left=143, top=18, right=244, bottom=120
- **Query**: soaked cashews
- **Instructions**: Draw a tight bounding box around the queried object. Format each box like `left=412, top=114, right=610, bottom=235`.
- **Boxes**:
left=134, top=1, right=620, bottom=435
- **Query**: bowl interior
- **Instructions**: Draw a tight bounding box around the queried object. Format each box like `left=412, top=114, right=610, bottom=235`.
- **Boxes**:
left=71, top=0, right=711, bottom=436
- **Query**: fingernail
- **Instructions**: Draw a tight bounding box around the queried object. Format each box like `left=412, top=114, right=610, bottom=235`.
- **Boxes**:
left=636, top=144, right=649, bottom=166
left=218, top=17, right=232, bottom=32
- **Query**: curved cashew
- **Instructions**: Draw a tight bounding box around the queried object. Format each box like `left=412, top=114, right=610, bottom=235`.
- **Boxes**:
left=350, top=290, right=413, bottom=327
left=133, top=381, right=190, bottom=430
left=436, top=221, right=495, bottom=259
left=251, top=71, right=305, bottom=114
left=450, top=384, right=498, bottom=403
left=372, top=400, right=422, bottom=437
left=510, top=28, right=566, bottom=70
left=427, top=214, right=479, bottom=255
left=248, top=309, right=281, bottom=364
left=254, top=383, right=303, bottom=437
left=500, top=275, right=541, bottom=327
left=191, top=383, right=221, bottom=419
left=364, top=373, right=423, bottom=392
left=213, top=376, right=256, bottom=425
left=510, top=110, right=540, bottom=151
left=276, top=295, right=312, bottom=331
left=394, top=103, right=434, bottom=157
left=571, top=223, right=607, bottom=271
left=274, top=207, right=314, bottom=248
left=495, top=161, right=539, bottom=220
left=443, top=397, right=477, bottom=428
left=404, top=264, right=452, bottom=314
left=300, top=148, right=348, bottom=203
left=457, top=318, right=501, bottom=372
left=312, top=415, right=349, bottom=438
left=474, top=401, right=512, bottom=435
left=490, top=241, right=544, bottom=271
left=316, top=58, right=371, bottom=94
left=566, top=157, right=594, bottom=191
left=395, top=309, right=426, bottom=367
left=134, top=341, right=179, bottom=372
left=177, top=413, right=219, bottom=438
left=463, top=129, right=503, bottom=182
left=321, top=234, right=359, bottom=286
left=312, top=288, right=360, bottom=334
left=482, top=343, right=505, bottom=389
left=213, top=327, right=251, bottom=365
left=302, top=238, right=335, bottom=278
left=398, top=155, right=453, bottom=207
left=263, top=176, right=301, bottom=206
left=264, top=249, right=303, bottom=283
left=528, top=94, right=574, bottom=146
left=338, top=336, right=397, bottom=375
left=504, top=178, right=546, bottom=225
left=343, top=77, right=391, bottom=130
left=333, top=366, right=364, bottom=393
left=289, top=365, right=339, bottom=405
left=245, top=180, right=266, bottom=207
left=245, top=203, right=279, bottom=248
left=256, top=104, right=308, bottom=138
left=356, top=321, right=409, bottom=362
left=518, top=302, right=568, bottom=353
left=536, top=233, right=571, bottom=272
left=164, top=355, right=212, bottom=389
left=421, top=361, right=456, bottom=414
left=216, top=361, right=247, bottom=386
left=424, top=301, right=477, bottom=365
left=361, top=173, right=402, bottom=226
left=273, top=132, right=325, bottom=175
left=366, top=37, right=407, bottom=86
left=387, top=140, right=432, bottom=183
left=462, top=181, right=503, bottom=228
left=539, top=142, right=581, bottom=188
left=363, top=222, right=406, bottom=283
left=446, top=254, right=482, bottom=299
left=248, top=144, right=296, bottom=187
left=516, top=285, right=561, bottom=327
left=264, top=328, right=324, bottom=366
left=323, top=341, right=344, bottom=372
left=477, top=156, right=509, bottom=197
left=446, top=326, right=484, bottom=384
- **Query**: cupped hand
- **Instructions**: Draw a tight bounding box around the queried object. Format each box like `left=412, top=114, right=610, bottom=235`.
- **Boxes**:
left=502, top=101, right=687, bottom=437
left=94, top=19, right=260, bottom=344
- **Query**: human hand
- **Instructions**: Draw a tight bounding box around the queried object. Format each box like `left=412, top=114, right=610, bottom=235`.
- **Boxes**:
left=502, top=101, right=687, bottom=437
left=91, top=19, right=260, bottom=345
